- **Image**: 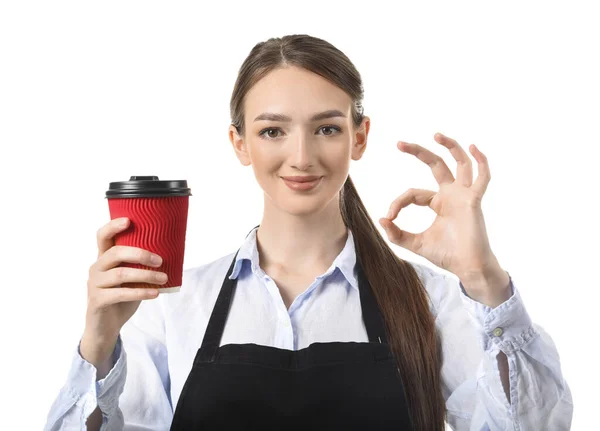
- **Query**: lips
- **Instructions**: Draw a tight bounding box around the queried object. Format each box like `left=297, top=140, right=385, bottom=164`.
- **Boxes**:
left=281, top=176, right=323, bottom=191
left=280, top=176, right=322, bottom=182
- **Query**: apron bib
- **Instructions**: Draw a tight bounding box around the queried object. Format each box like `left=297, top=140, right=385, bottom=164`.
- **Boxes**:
left=170, top=229, right=414, bottom=430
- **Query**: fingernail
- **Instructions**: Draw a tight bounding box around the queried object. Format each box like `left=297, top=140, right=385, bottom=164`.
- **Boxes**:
left=151, top=254, right=163, bottom=265
left=119, top=218, right=128, bottom=226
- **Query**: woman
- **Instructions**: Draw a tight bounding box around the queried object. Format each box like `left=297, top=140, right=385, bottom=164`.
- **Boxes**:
left=45, top=34, right=572, bottom=430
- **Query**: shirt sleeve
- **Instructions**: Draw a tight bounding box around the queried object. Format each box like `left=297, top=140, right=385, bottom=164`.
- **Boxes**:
left=43, top=295, right=173, bottom=431
left=422, top=266, right=573, bottom=430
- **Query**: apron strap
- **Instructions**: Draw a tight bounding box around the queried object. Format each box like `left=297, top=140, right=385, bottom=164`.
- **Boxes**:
left=355, top=257, right=390, bottom=344
left=196, top=224, right=258, bottom=363
left=195, top=247, right=240, bottom=363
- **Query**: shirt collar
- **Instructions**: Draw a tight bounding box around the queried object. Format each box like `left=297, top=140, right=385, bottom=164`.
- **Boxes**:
left=228, top=226, right=359, bottom=291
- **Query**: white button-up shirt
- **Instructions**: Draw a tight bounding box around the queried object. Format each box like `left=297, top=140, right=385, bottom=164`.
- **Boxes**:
left=44, top=226, right=573, bottom=430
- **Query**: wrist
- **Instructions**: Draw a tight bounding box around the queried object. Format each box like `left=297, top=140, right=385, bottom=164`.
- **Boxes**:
left=459, top=263, right=512, bottom=308
left=80, top=330, right=119, bottom=379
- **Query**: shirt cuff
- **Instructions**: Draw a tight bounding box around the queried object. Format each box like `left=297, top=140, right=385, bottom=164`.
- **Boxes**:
left=67, top=334, right=127, bottom=419
left=458, top=272, right=538, bottom=353
left=95, top=334, right=127, bottom=416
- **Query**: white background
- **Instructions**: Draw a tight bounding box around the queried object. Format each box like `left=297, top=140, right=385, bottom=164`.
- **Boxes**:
left=1, top=1, right=597, bottom=429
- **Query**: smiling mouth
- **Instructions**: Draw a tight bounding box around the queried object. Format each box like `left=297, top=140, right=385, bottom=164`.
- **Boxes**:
left=280, top=176, right=322, bottom=182
left=281, top=176, right=323, bottom=191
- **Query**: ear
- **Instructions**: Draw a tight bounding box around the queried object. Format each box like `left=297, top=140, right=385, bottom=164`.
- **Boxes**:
left=229, top=124, right=251, bottom=166
left=351, top=116, right=370, bottom=161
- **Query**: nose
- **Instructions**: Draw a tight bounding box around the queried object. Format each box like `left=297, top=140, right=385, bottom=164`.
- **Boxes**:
left=289, top=132, right=313, bottom=170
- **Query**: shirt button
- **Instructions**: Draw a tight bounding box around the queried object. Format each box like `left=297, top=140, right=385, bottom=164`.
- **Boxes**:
left=283, top=320, right=290, bottom=327
left=492, top=327, right=503, bottom=337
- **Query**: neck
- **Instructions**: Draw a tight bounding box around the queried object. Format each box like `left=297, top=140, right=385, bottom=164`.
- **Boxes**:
left=256, top=195, right=348, bottom=276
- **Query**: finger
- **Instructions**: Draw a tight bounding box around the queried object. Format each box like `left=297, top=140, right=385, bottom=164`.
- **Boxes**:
left=378, top=217, right=421, bottom=254
left=386, top=188, right=437, bottom=221
left=96, top=287, right=160, bottom=307
left=96, top=266, right=168, bottom=289
left=433, top=132, right=473, bottom=187
left=95, top=245, right=163, bottom=273
left=397, top=141, right=454, bottom=185
left=97, top=218, right=130, bottom=260
left=469, top=144, right=491, bottom=196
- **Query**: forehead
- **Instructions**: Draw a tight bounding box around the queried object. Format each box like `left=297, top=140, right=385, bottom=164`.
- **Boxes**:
left=244, top=66, right=352, bottom=119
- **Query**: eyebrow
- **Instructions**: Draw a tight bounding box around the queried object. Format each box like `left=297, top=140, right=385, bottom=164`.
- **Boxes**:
left=253, top=109, right=347, bottom=122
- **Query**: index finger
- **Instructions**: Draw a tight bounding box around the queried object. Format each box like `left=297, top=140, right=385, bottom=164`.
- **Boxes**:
left=397, top=141, right=455, bottom=185
left=97, top=217, right=129, bottom=259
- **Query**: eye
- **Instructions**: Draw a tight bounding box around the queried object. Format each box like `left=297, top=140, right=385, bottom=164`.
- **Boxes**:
left=258, top=127, right=283, bottom=140
left=318, top=125, right=342, bottom=136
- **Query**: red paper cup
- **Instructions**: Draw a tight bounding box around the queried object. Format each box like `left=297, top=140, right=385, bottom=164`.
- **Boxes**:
left=106, top=176, right=192, bottom=294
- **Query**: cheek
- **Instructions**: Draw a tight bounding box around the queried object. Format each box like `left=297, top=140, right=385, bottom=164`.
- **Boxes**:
left=248, top=148, right=282, bottom=191
left=248, top=145, right=275, bottom=172
left=323, top=146, right=351, bottom=175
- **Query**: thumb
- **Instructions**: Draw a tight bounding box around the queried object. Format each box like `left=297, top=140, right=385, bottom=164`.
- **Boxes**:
left=378, top=217, right=419, bottom=254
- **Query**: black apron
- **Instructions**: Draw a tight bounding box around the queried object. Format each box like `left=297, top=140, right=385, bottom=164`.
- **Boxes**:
left=170, top=227, right=414, bottom=430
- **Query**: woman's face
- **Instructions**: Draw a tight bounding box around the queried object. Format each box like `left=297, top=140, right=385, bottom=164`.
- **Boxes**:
left=229, top=65, right=370, bottom=217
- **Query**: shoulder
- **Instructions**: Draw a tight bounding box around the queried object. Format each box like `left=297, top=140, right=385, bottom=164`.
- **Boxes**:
left=183, top=251, right=238, bottom=288
left=160, top=250, right=239, bottom=313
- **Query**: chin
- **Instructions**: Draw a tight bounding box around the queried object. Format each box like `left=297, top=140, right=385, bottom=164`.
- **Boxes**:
left=274, top=192, right=340, bottom=217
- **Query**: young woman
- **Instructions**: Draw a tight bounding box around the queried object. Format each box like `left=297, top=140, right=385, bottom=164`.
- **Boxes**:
left=45, top=34, right=573, bottom=431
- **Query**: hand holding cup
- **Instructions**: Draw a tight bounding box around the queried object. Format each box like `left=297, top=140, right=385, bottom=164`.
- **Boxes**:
left=80, top=217, right=168, bottom=369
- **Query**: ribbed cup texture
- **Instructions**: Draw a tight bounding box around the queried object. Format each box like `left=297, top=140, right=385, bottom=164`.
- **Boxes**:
left=107, top=196, right=189, bottom=291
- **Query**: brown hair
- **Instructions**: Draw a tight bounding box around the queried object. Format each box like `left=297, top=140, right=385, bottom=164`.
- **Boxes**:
left=229, top=34, right=446, bottom=430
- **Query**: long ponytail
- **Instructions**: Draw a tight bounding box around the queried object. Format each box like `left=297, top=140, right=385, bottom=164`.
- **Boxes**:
left=341, top=175, right=446, bottom=430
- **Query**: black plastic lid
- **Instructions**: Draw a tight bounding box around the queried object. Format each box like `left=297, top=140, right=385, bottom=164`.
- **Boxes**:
left=105, top=176, right=192, bottom=198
